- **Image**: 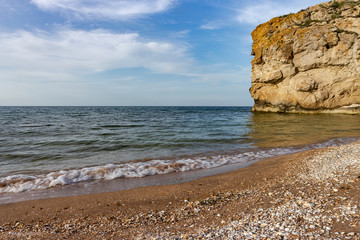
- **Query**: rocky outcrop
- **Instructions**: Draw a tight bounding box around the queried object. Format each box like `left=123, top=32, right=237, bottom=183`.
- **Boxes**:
left=250, top=0, right=360, bottom=114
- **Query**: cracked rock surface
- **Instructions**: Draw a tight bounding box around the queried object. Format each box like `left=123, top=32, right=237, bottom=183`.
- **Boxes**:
left=250, top=0, right=360, bottom=114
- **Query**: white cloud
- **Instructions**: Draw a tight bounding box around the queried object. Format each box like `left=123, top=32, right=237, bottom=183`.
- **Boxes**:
left=31, top=0, right=176, bottom=19
left=0, top=29, right=194, bottom=79
left=169, top=30, right=190, bottom=39
left=200, top=21, right=224, bottom=30
left=236, top=0, right=325, bottom=25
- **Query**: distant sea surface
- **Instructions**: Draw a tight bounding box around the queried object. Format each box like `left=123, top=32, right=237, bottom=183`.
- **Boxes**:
left=0, top=106, right=359, bottom=203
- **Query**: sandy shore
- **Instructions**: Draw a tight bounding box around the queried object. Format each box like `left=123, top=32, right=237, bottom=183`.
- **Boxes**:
left=0, top=142, right=359, bottom=239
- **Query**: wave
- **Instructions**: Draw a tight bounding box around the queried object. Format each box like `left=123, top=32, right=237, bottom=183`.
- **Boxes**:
left=100, top=124, right=145, bottom=128
left=0, top=149, right=288, bottom=193
left=0, top=137, right=358, bottom=194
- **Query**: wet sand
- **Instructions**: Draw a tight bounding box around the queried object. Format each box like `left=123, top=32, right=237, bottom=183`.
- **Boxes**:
left=0, top=142, right=359, bottom=239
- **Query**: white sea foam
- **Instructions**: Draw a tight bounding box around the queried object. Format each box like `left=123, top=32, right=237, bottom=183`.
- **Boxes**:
left=0, top=138, right=358, bottom=193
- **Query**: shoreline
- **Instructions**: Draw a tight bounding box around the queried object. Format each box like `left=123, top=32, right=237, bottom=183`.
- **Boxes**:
left=0, top=141, right=359, bottom=239
left=1, top=136, right=359, bottom=204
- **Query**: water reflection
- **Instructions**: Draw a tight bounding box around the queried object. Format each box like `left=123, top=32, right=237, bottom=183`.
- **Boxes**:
left=247, top=112, right=360, bottom=147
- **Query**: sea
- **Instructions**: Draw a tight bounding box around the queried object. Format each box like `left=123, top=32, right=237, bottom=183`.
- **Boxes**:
left=0, top=106, right=359, bottom=204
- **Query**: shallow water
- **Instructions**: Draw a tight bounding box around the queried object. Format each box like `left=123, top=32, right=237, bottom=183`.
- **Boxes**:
left=248, top=112, right=360, bottom=147
left=0, top=106, right=359, bottom=202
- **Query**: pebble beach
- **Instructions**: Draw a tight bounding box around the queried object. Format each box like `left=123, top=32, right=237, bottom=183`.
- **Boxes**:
left=0, top=141, right=359, bottom=239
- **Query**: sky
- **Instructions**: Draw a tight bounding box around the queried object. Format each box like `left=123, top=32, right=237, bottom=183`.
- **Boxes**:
left=0, top=0, right=325, bottom=106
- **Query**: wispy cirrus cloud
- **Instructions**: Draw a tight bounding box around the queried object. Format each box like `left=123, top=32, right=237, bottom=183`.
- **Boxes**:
left=169, top=30, right=190, bottom=39
left=200, top=21, right=225, bottom=30
left=31, top=0, right=177, bottom=20
left=236, top=0, right=325, bottom=25
left=0, top=29, right=194, bottom=79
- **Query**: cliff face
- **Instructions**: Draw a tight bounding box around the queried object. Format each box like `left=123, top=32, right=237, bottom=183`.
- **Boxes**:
left=250, top=0, right=360, bottom=114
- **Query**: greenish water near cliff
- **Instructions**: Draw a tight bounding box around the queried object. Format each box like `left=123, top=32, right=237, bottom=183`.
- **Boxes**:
left=248, top=112, right=360, bottom=147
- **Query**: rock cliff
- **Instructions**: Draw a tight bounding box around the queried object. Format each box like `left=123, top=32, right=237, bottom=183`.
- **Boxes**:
left=250, top=0, right=360, bottom=114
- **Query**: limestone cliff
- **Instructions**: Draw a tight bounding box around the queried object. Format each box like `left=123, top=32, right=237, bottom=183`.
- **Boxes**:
left=250, top=0, right=360, bottom=114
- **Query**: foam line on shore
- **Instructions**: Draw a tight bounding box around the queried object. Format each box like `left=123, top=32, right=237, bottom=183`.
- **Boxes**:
left=0, top=137, right=358, bottom=193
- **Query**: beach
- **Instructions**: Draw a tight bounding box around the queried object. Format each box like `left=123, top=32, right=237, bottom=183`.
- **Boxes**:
left=0, top=141, right=359, bottom=239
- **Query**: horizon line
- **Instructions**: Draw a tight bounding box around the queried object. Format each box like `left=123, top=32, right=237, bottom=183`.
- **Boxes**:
left=0, top=105, right=253, bottom=107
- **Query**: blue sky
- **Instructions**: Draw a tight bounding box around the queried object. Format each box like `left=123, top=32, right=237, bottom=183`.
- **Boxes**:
left=0, top=0, right=325, bottom=106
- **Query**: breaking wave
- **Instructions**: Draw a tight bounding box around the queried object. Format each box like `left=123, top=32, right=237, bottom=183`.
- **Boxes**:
left=1, top=137, right=358, bottom=193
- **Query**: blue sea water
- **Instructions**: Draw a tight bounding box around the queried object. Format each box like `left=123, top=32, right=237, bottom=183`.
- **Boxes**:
left=0, top=106, right=359, bottom=201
